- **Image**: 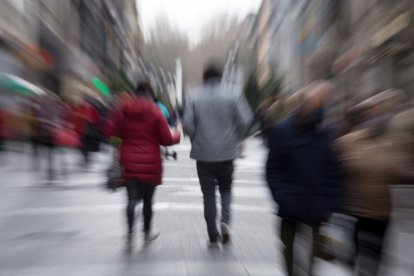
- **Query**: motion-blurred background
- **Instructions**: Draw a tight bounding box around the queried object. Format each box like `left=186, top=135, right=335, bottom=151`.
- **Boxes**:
left=1, top=1, right=414, bottom=275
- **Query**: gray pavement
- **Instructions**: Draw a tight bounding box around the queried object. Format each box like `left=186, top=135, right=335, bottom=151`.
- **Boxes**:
left=0, top=138, right=395, bottom=275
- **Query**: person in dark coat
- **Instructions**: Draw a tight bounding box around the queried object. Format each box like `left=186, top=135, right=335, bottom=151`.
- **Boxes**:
left=106, top=80, right=181, bottom=242
left=266, top=81, right=343, bottom=276
left=76, top=99, right=101, bottom=168
left=32, top=95, right=64, bottom=182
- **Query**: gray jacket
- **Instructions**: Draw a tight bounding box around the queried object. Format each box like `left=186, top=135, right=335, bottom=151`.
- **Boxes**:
left=183, top=81, right=253, bottom=162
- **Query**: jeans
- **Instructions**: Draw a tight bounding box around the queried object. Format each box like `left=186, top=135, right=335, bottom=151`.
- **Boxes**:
left=196, top=160, right=234, bottom=242
left=126, top=180, right=156, bottom=233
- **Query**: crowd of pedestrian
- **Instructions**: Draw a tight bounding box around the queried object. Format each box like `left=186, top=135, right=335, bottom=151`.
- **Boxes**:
left=264, top=82, right=414, bottom=275
left=105, top=63, right=414, bottom=276
left=1, top=62, right=413, bottom=276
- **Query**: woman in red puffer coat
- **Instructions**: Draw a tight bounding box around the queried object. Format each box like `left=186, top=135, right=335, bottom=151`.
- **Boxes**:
left=107, top=81, right=180, bottom=242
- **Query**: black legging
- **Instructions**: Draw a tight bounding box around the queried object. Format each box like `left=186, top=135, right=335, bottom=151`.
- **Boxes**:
left=126, top=180, right=156, bottom=233
left=352, top=216, right=389, bottom=276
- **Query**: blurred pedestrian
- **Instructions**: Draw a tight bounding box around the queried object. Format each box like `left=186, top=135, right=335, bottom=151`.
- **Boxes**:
left=0, top=103, right=5, bottom=154
left=0, top=102, right=8, bottom=165
left=266, top=81, right=343, bottom=275
left=31, top=94, right=63, bottom=183
left=106, top=80, right=180, bottom=243
left=336, top=90, right=410, bottom=276
left=52, top=100, right=81, bottom=177
left=183, top=63, right=253, bottom=247
left=75, top=99, right=101, bottom=169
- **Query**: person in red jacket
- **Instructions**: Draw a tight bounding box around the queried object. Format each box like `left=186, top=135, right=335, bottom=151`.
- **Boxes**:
left=107, top=80, right=181, bottom=242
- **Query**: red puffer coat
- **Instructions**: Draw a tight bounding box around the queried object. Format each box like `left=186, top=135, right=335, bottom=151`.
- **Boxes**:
left=107, top=95, right=180, bottom=185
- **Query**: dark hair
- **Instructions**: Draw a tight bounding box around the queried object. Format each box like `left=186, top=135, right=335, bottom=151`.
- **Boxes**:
left=135, top=80, right=154, bottom=98
left=203, top=63, right=222, bottom=82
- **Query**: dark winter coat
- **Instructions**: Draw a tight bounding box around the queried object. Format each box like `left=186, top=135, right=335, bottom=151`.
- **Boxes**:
left=266, top=115, right=343, bottom=226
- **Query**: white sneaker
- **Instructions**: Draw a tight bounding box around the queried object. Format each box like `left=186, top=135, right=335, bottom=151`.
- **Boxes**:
left=220, top=223, right=231, bottom=244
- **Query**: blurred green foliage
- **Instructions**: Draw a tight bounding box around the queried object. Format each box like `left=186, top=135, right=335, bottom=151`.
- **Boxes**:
left=244, top=70, right=282, bottom=112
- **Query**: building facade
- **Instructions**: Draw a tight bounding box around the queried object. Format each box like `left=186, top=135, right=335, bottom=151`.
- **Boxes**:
left=0, top=0, right=142, bottom=99
left=256, top=0, right=414, bottom=117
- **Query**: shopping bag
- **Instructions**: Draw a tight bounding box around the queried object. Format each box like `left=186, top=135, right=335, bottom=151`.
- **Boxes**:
left=319, top=213, right=357, bottom=262
left=105, top=151, right=123, bottom=191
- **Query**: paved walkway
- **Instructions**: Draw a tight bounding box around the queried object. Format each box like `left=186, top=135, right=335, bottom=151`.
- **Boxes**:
left=0, top=139, right=387, bottom=275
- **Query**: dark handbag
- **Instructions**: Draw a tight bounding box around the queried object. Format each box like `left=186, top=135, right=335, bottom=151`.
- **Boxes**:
left=84, top=122, right=101, bottom=140
left=82, top=123, right=102, bottom=152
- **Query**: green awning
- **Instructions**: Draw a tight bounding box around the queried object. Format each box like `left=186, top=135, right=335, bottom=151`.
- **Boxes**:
left=92, top=77, right=110, bottom=96
left=0, top=74, right=45, bottom=96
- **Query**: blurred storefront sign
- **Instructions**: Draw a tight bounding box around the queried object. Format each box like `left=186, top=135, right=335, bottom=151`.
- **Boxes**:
left=296, top=0, right=340, bottom=82
left=306, top=26, right=336, bottom=65
left=37, top=22, right=106, bottom=98
left=297, top=0, right=322, bottom=43
left=0, top=47, right=23, bottom=76
left=0, top=73, right=45, bottom=96
left=306, top=43, right=335, bottom=66
left=0, top=28, right=51, bottom=71
left=365, top=42, right=411, bottom=65
left=13, top=44, right=53, bottom=70
left=91, top=77, right=110, bottom=97
left=372, top=12, right=410, bottom=48
left=298, top=15, right=317, bottom=42
left=103, top=0, right=128, bottom=50
left=65, top=48, right=101, bottom=81
left=333, top=45, right=366, bottom=73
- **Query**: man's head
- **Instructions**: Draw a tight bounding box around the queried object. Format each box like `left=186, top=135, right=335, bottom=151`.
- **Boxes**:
left=203, top=63, right=222, bottom=83
left=300, top=81, right=332, bottom=114
left=297, top=80, right=333, bottom=130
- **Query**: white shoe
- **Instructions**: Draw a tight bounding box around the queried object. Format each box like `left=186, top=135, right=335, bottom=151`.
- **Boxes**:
left=220, top=223, right=231, bottom=244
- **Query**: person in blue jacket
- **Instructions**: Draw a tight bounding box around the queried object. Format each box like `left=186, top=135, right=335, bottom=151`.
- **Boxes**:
left=154, top=98, right=177, bottom=160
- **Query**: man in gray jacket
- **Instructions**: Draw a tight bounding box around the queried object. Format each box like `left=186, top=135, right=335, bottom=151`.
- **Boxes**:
left=183, top=64, right=253, bottom=246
